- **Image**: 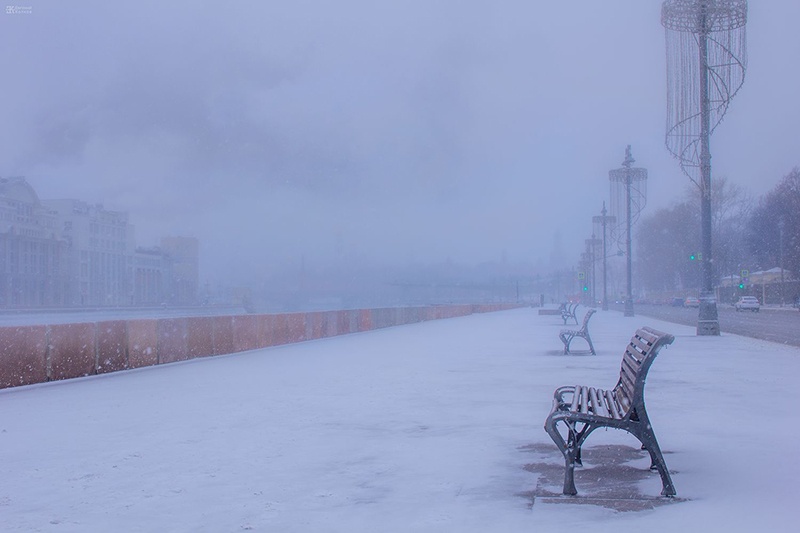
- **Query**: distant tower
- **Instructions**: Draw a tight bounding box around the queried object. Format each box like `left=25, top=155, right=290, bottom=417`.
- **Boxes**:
left=662, top=0, right=748, bottom=335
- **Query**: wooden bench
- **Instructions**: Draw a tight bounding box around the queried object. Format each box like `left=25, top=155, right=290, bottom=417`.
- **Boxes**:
left=543, top=326, right=676, bottom=496
left=560, top=302, right=579, bottom=325
left=559, top=309, right=596, bottom=355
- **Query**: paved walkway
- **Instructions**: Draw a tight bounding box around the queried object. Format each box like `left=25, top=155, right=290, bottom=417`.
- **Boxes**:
left=1, top=307, right=798, bottom=532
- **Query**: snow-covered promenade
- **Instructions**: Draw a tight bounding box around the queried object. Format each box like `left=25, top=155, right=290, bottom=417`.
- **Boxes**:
left=2, top=307, right=798, bottom=532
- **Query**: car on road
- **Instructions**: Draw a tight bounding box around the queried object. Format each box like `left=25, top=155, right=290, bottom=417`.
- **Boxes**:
left=735, top=296, right=760, bottom=312
left=671, top=297, right=685, bottom=307
left=684, top=296, right=700, bottom=308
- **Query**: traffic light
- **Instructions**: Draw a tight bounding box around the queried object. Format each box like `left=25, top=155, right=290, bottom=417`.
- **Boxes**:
left=583, top=285, right=588, bottom=292
left=738, top=283, right=745, bottom=289
left=689, top=253, right=696, bottom=261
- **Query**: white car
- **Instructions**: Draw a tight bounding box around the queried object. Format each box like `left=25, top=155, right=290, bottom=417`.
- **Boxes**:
left=734, top=296, right=760, bottom=312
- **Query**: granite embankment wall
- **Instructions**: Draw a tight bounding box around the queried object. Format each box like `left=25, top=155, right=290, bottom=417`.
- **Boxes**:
left=0, top=304, right=519, bottom=390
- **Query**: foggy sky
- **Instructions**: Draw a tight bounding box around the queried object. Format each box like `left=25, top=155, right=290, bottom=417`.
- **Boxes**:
left=2, top=1, right=798, bottom=283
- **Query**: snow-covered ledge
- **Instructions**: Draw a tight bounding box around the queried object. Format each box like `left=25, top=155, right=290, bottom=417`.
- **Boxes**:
left=0, top=304, right=520, bottom=389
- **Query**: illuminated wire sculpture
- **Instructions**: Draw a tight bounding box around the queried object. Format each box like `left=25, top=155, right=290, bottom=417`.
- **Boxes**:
left=662, top=0, right=747, bottom=335
left=663, top=0, right=747, bottom=185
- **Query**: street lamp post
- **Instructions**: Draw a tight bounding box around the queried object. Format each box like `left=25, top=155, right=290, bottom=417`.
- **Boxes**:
left=579, top=252, right=590, bottom=305
left=696, top=3, right=720, bottom=334
left=609, top=146, right=647, bottom=318
left=662, top=0, right=747, bottom=335
left=585, top=236, right=601, bottom=307
left=593, top=203, right=616, bottom=311
left=779, top=219, right=785, bottom=305
left=624, top=156, right=633, bottom=317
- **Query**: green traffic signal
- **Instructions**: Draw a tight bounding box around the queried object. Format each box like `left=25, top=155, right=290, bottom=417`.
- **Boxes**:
left=738, top=283, right=745, bottom=289
left=689, top=254, right=696, bottom=260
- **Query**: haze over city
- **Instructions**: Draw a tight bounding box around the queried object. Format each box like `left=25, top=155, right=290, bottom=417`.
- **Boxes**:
left=4, top=4, right=800, bottom=529
left=1, top=1, right=798, bottom=286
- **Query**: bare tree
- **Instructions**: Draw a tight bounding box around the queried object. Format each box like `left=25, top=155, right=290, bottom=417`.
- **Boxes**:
left=747, top=168, right=800, bottom=279
left=684, top=177, right=755, bottom=279
left=636, top=176, right=753, bottom=294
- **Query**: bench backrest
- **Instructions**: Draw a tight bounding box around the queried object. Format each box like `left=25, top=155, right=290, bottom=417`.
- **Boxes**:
left=612, top=326, right=674, bottom=418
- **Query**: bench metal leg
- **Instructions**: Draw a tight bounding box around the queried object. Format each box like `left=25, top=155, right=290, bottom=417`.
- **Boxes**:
left=585, top=333, right=596, bottom=355
left=559, top=332, right=574, bottom=354
left=559, top=332, right=593, bottom=355
left=547, top=414, right=674, bottom=497
left=632, top=413, right=676, bottom=497
left=645, top=439, right=676, bottom=496
left=544, top=416, right=596, bottom=495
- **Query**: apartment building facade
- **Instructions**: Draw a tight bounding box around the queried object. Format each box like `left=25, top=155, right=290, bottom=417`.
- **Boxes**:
left=0, top=178, right=71, bottom=307
left=0, top=177, right=198, bottom=308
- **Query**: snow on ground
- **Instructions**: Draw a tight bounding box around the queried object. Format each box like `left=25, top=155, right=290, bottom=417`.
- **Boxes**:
left=1, top=307, right=798, bottom=532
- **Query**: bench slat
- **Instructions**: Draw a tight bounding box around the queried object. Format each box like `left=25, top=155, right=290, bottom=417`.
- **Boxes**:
left=583, top=387, right=590, bottom=412
left=604, top=389, right=621, bottom=419
left=635, top=328, right=660, bottom=346
left=615, top=387, right=631, bottom=414
left=628, top=338, right=649, bottom=361
left=570, top=385, right=580, bottom=412
left=589, top=387, right=609, bottom=417
left=579, top=386, right=589, bottom=414
left=622, top=351, right=641, bottom=377
left=619, top=364, right=637, bottom=398
left=619, top=355, right=641, bottom=384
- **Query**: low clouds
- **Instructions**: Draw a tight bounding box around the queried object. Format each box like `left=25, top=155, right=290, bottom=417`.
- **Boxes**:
left=1, top=1, right=798, bottom=282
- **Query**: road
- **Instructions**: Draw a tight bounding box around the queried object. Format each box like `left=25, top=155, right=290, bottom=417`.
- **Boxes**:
left=615, top=303, right=800, bottom=347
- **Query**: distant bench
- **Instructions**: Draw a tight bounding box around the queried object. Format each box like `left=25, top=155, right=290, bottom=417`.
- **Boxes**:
left=543, top=326, right=676, bottom=496
left=560, top=302, right=579, bottom=325
left=558, top=309, right=595, bottom=355
left=538, top=309, right=562, bottom=316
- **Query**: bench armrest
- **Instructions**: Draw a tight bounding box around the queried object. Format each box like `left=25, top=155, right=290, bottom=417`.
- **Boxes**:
left=553, top=385, right=576, bottom=406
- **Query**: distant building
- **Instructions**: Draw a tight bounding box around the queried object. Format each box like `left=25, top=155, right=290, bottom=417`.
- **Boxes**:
left=0, top=178, right=71, bottom=306
left=161, top=236, right=199, bottom=305
left=133, top=246, right=166, bottom=306
left=719, top=268, right=793, bottom=287
left=43, top=198, right=135, bottom=306
left=0, top=177, right=199, bottom=308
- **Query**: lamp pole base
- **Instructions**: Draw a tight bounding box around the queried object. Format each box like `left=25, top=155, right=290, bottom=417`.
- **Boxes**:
left=697, top=296, right=720, bottom=336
